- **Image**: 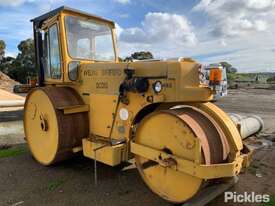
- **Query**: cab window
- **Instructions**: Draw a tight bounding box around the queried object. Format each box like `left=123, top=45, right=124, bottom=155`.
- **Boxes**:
left=65, top=15, right=115, bottom=61
left=48, top=24, right=61, bottom=79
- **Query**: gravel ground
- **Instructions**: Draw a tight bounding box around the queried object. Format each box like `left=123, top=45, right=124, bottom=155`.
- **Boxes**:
left=0, top=109, right=25, bottom=146
left=0, top=89, right=274, bottom=206
left=216, top=89, right=275, bottom=134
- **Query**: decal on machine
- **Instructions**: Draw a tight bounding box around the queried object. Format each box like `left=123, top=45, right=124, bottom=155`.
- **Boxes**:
left=83, top=70, right=98, bottom=76
left=83, top=69, right=122, bottom=77
left=96, top=82, right=108, bottom=89
left=102, top=69, right=122, bottom=76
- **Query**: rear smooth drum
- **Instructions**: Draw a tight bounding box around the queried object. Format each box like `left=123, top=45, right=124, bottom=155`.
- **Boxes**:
left=24, top=87, right=88, bottom=165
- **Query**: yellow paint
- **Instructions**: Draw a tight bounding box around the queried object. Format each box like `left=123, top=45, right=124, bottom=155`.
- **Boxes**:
left=24, top=7, right=253, bottom=203
left=131, top=142, right=244, bottom=179
left=56, top=104, right=89, bottom=114
left=133, top=111, right=204, bottom=203
left=82, top=138, right=126, bottom=166
left=90, top=94, right=119, bottom=137
left=24, top=89, right=59, bottom=165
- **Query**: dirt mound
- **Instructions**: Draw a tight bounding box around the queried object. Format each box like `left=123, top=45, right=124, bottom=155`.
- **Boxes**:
left=0, top=88, right=25, bottom=100
left=0, top=71, right=19, bottom=92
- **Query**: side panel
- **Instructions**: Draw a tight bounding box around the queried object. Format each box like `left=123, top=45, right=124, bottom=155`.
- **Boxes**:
left=82, top=139, right=126, bottom=166
left=90, top=94, right=119, bottom=137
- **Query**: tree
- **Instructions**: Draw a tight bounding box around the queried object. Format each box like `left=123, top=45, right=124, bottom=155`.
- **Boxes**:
left=228, top=67, right=237, bottom=73
left=124, top=51, right=154, bottom=62
left=124, top=56, right=133, bottom=62
left=131, top=51, right=153, bottom=60
left=220, top=61, right=237, bottom=73
left=0, top=56, right=15, bottom=74
left=118, top=57, right=123, bottom=62
left=267, top=76, right=275, bottom=83
left=0, top=40, right=6, bottom=62
left=220, top=61, right=232, bottom=72
left=0, top=40, right=15, bottom=74
left=7, top=39, right=36, bottom=83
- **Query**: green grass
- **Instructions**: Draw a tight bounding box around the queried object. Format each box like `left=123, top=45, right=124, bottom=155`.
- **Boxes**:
left=263, top=195, right=275, bottom=206
left=0, top=146, right=27, bottom=158
left=228, top=72, right=275, bottom=84
left=247, top=164, right=259, bottom=174
left=47, top=179, right=65, bottom=192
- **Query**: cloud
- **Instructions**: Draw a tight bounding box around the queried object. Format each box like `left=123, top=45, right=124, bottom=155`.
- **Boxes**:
left=5, top=51, right=17, bottom=58
left=119, top=12, right=197, bottom=46
left=1, top=0, right=274, bottom=72
left=186, top=0, right=275, bottom=71
left=188, top=30, right=275, bottom=72
left=193, top=0, right=275, bottom=38
left=220, top=39, right=227, bottom=46
left=201, top=47, right=275, bottom=72
left=115, top=23, right=123, bottom=37
left=0, top=0, right=36, bottom=7
left=114, top=0, right=130, bottom=4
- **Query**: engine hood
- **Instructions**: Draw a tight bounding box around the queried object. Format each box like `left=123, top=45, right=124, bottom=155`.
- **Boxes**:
left=78, top=58, right=212, bottom=102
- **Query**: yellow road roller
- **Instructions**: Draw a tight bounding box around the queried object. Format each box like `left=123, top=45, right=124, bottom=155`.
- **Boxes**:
left=24, top=6, right=252, bottom=203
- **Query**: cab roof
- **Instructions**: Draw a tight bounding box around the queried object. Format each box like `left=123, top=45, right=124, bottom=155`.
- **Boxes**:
left=31, top=6, right=115, bottom=26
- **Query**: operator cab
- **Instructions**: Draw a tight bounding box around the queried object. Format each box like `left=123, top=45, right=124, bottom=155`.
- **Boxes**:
left=31, top=6, right=118, bottom=85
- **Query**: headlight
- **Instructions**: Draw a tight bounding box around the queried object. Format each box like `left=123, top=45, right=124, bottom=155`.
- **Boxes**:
left=153, top=81, right=162, bottom=93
